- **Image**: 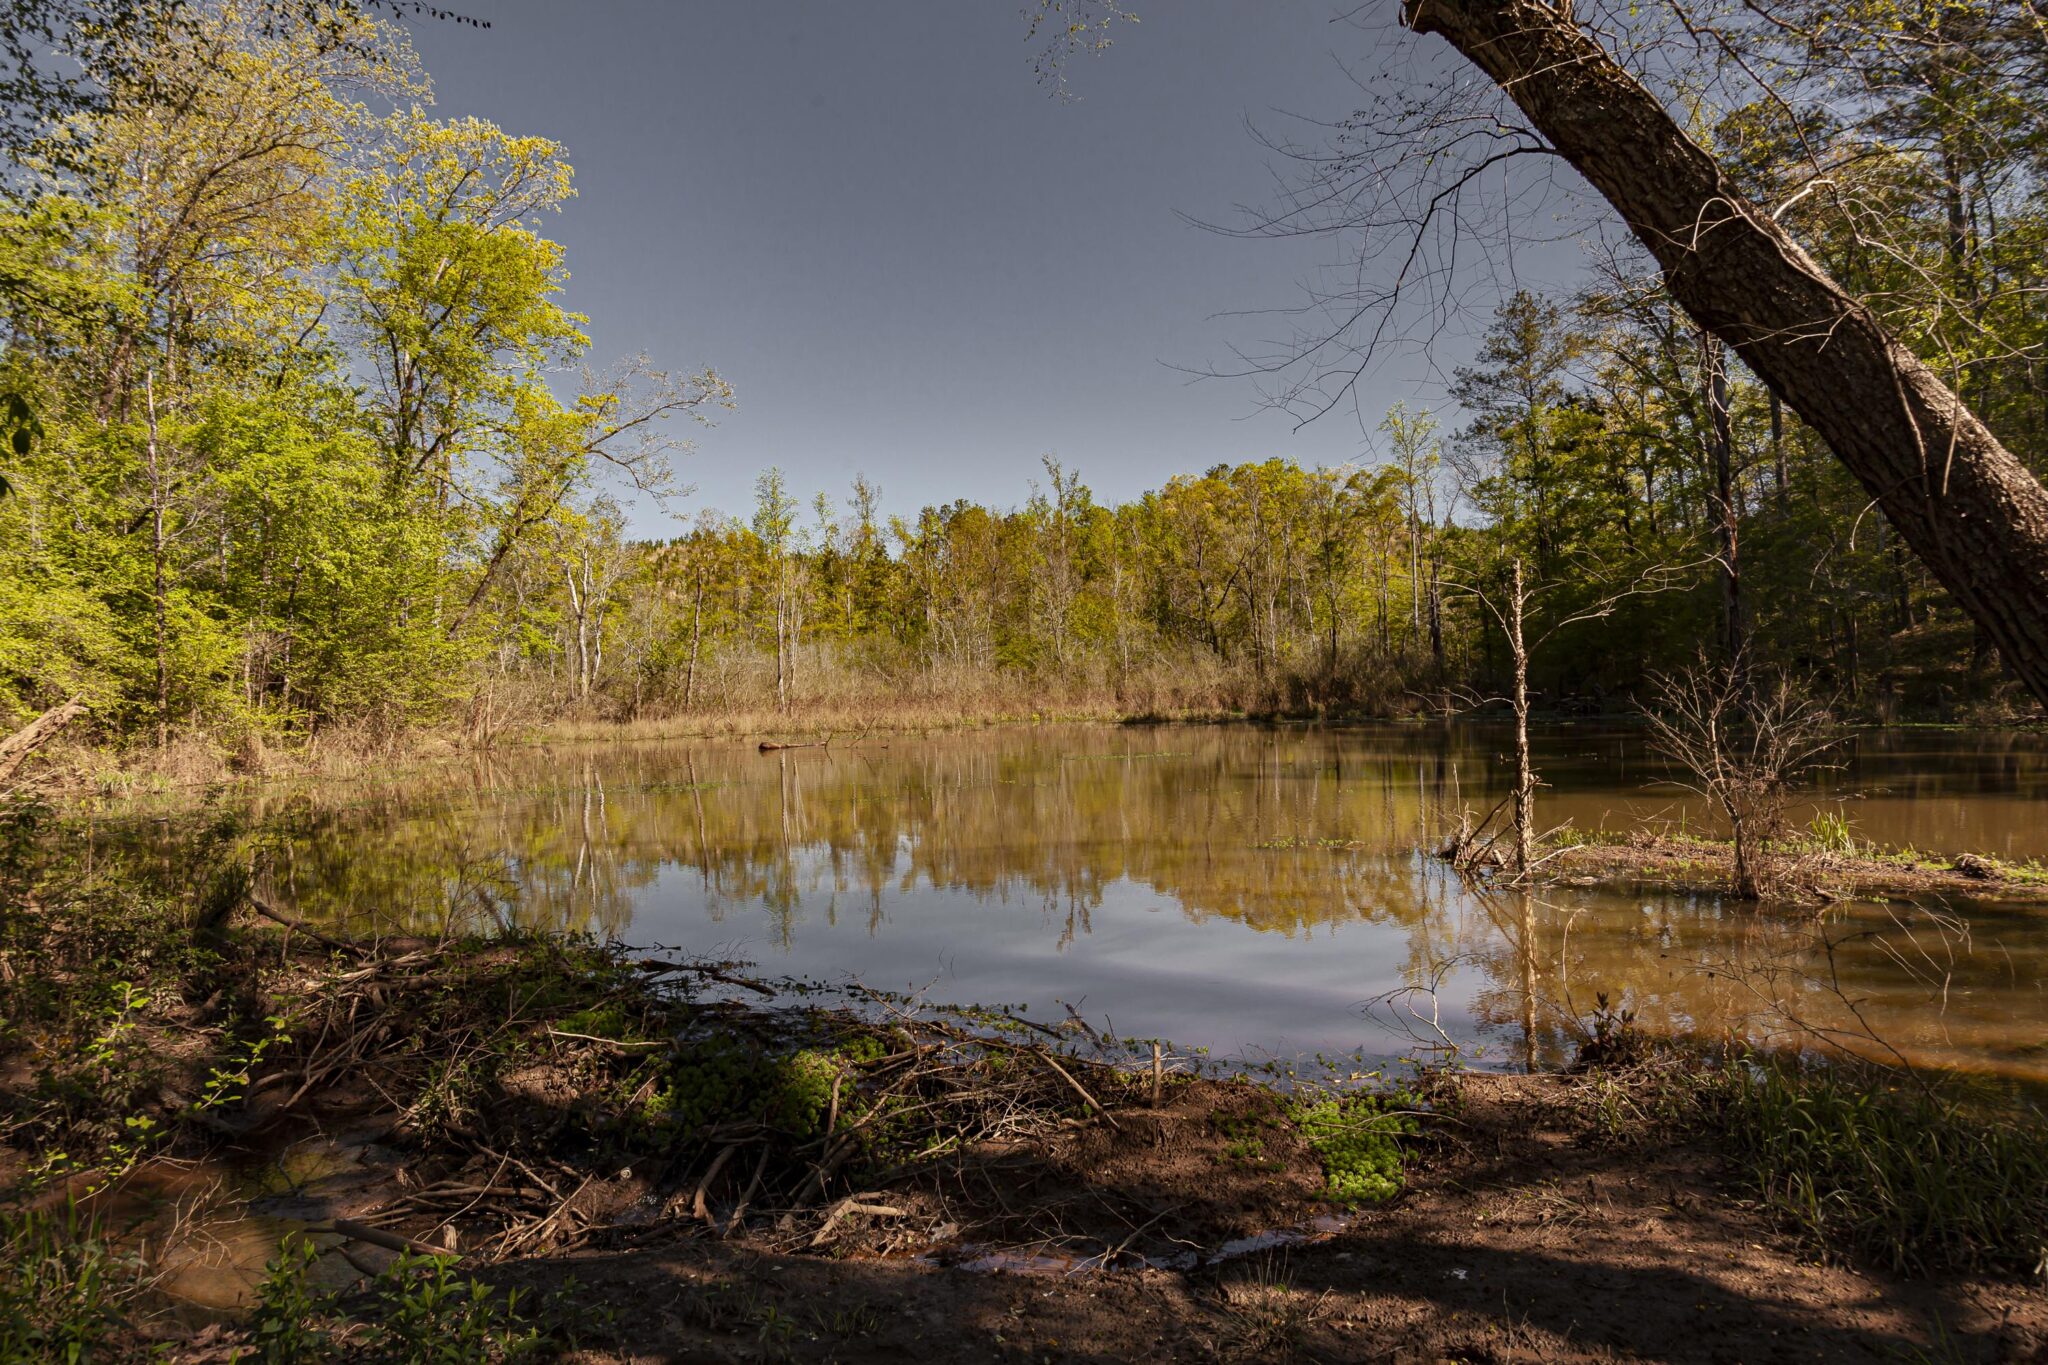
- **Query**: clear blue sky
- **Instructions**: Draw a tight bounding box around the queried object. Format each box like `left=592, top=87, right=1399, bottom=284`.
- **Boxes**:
left=405, top=1, right=1521, bottom=535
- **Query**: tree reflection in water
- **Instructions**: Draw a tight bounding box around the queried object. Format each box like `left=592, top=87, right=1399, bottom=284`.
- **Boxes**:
left=95, top=723, right=2048, bottom=1083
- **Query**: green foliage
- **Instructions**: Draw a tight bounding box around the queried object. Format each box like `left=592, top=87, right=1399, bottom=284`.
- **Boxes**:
left=1710, top=1060, right=2048, bottom=1276
left=357, top=1252, right=545, bottom=1365
left=643, top=1040, right=850, bottom=1144
left=0, top=1207, right=140, bottom=1364
left=249, top=1240, right=583, bottom=1364
left=249, top=1235, right=334, bottom=1363
left=1287, top=1089, right=1420, bottom=1206
left=1807, top=809, right=1859, bottom=855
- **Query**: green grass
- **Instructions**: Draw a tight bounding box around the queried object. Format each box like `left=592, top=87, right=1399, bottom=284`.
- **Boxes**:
left=0, top=1206, right=145, bottom=1364
left=1706, top=1060, right=2048, bottom=1277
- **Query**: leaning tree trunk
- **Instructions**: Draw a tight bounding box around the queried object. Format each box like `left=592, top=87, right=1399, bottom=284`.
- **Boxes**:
left=1404, top=0, right=2048, bottom=708
left=0, top=696, right=87, bottom=786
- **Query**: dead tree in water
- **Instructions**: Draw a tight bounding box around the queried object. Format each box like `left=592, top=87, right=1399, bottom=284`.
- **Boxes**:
left=1445, top=558, right=1703, bottom=877
left=1642, top=658, right=1836, bottom=899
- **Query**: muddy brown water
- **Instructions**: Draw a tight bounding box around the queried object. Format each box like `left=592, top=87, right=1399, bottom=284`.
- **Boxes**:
left=149, top=721, right=2048, bottom=1085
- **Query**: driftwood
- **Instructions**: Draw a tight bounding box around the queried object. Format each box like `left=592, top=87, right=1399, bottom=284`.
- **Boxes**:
left=757, top=739, right=828, bottom=752
left=0, top=695, right=86, bottom=785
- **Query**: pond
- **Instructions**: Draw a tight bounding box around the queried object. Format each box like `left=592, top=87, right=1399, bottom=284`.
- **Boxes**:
left=113, top=722, right=2048, bottom=1083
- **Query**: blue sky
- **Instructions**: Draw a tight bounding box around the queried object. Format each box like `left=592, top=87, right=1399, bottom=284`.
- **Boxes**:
left=407, top=1, right=1548, bottom=535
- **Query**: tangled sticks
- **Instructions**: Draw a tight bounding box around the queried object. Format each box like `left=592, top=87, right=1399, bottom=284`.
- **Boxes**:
left=216, top=924, right=1173, bottom=1266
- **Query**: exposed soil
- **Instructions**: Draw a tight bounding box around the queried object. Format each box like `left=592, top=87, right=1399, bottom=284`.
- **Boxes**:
left=11, top=913, right=2043, bottom=1364
left=153, top=1072, right=2048, bottom=1365
left=1536, top=833, right=2048, bottom=904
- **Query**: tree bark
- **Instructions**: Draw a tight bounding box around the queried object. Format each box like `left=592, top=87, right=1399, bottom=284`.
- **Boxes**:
left=1702, top=336, right=1745, bottom=664
left=143, top=369, right=171, bottom=749
left=1404, top=0, right=2048, bottom=707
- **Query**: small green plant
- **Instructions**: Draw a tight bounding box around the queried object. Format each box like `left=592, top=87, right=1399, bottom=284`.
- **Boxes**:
left=1575, top=992, right=1646, bottom=1070
left=246, top=1240, right=579, bottom=1364
left=1287, top=1088, right=1419, bottom=1205
left=1808, top=809, right=1858, bottom=855
left=248, top=1234, right=334, bottom=1363
left=358, top=1251, right=543, bottom=1364
left=0, top=1207, right=140, bottom=1364
left=1214, top=1110, right=1284, bottom=1171
left=816, top=1303, right=883, bottom=1338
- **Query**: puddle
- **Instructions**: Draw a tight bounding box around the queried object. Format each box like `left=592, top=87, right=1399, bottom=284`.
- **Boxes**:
left=73, top=1134, right=407, bottom=1321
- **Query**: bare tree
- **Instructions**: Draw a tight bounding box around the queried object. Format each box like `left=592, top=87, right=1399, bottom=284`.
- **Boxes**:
left=1642, top=656, right=1837, bottom=898
left=1447, top=555, right=1707, bottom=875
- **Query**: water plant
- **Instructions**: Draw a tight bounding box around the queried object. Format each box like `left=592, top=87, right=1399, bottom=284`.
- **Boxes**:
left=1807, top=808, right=1859, bottom=856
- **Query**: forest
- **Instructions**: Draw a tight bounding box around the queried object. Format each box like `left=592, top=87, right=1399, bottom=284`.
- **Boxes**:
left=6, top=3, right=2048, bottom=1362
left=5, top=0, right=2046, bottom=773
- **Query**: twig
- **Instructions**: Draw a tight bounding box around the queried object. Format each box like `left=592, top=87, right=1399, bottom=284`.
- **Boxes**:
left=1039, top=1051, right=1120, bottom=1129
left=808, top=1193, right=908, bottom=1247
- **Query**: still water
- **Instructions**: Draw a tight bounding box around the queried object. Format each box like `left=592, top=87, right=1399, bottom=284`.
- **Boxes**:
left=220, top=723, right=2048, bottom=1082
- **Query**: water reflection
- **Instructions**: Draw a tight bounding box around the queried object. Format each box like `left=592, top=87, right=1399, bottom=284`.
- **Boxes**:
left=146, top=724, right=2048, bottom=1081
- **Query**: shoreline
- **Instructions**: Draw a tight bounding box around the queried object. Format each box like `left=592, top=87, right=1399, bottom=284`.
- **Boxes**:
left=20, top=704, right=2048, bottom=806
left=2, top=914, right=2044, bottom=1361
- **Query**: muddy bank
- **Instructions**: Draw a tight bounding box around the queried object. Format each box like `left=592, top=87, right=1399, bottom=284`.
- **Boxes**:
left=3, top=890, right=2044, bottom=1362
left=483, top=1071, right=2047, bottom=1364
left=103, top=1064, right=2048, bottom=1364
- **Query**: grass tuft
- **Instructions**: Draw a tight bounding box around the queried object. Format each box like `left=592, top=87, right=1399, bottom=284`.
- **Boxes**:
left=1708, top=1060, right=2048, bottom=1276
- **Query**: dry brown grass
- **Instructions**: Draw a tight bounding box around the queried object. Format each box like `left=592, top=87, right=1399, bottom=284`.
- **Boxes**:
left=12, top=647, right=1429, bottom=800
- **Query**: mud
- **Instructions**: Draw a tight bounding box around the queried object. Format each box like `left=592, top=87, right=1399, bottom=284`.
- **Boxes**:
left=149, top=1073, right=2048, bottom=1364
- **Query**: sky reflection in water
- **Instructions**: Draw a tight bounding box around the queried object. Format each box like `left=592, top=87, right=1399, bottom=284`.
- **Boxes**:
left=236, top=724, right=2048, bottom=1081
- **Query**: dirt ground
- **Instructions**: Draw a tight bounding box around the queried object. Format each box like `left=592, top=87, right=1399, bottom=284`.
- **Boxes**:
left=443, top=1072, right=2048, bottom=1364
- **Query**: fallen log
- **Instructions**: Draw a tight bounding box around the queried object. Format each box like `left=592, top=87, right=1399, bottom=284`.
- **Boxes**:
left=0, top=694, right=86, bottom=785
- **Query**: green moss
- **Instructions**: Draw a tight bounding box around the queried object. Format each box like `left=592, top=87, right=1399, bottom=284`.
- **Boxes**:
left=556, top=1003, right=630, bottom=1040
left=1287, top=1090, right=1420, bottom=1206
left=643, top=1040, right=852, bottom=1144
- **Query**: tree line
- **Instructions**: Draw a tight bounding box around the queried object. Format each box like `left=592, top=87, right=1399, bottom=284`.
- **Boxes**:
left=2, top=1, right=2045, bottom=758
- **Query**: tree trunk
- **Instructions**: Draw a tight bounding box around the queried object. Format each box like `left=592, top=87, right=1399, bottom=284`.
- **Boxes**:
left=1703, top=336, right=1745, bottom=663
left=685, top=568, right=705, bottom=712
left=1405, top=0, right=2048, bottom=708
left=1508, top=559, right=1534, bottom=876
left=0, top=696, right=88, bottom=786
left=1769, top=392, right=1787, bottom=506
left=143, top=370, right=170, bottom=749
left=1427, top=555, right=1446, bottom=675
